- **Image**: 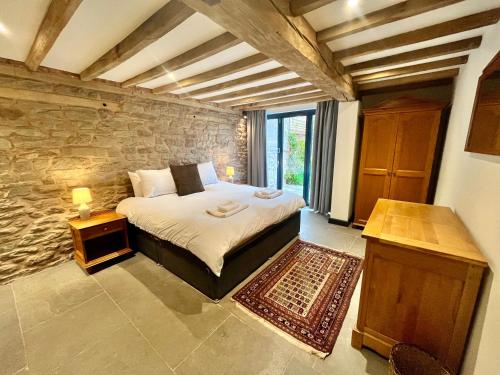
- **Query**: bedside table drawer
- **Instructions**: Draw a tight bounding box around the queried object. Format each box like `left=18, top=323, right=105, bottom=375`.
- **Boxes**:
left=80, top=219, right=125, bottom=240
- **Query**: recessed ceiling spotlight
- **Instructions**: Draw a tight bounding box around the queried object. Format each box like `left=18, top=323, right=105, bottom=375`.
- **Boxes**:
left=347, top=0, right=359, bottom=7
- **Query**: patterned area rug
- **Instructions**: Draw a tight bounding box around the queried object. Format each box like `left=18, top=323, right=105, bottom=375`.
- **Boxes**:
left=232, top=239, right=363, bottom=357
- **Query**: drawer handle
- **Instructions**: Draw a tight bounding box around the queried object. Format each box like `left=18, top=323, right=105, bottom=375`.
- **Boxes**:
left=103, top=226, right=108, bottom=231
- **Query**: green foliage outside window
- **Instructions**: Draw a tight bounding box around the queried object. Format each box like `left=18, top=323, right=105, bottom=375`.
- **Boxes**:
left=284, top=132, right=305, bottom=185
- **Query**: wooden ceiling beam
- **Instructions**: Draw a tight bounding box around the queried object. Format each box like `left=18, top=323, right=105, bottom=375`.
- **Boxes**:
left=290, top=0, right=338, bottom=16
left=334, top=8, right=500, bottom=60
left=80, top=0, right=194, bottom=81
left=344, top=37, right=482, bottom=74
left=357, top=68, right=459, bottom=92
left=25, top=0, right=82, bottom=71
left=240, top=96, right=331, bottom=110
left=181, top=0, right=354, bottom=100
left=221, top=85, right=319, bottom=106
left=121, top=32, right=239, bottom=88
left=152, top=53, right=271, bottom=94
left=181, top=66, right=289, bottom=98
left=238, top=93, right=331, bottom=110
left=318, top=0, right=463, bottom=43
left=203, top=77, right=305, bottom=102
left=358, top=78, right=454, bottom=96
left=353, top=56, right=468, bottom=82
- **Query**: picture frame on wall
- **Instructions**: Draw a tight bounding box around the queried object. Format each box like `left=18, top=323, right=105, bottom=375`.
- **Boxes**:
left=465, top=51, right=500, bottom=156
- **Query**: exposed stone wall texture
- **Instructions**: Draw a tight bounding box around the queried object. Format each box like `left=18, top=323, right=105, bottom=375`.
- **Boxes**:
left=0, top=74, right=247, bottom=284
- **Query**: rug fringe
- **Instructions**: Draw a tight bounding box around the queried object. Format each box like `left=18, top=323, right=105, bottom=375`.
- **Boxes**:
left=231, top=299, right=329, bottom=359
left=298, top=238, right=364, bottom=261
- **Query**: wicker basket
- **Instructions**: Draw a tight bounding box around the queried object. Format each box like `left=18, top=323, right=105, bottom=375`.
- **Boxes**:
left=388, top=344, right=451, bottom=375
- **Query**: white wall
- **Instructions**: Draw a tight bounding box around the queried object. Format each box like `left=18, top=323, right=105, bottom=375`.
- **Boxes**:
left=434, top=22, right=500, bottom=375
left=330, top=101, right=360, bottom=222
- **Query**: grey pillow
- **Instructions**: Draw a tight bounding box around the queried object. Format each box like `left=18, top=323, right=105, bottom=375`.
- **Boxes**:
left=170, top=164, right=205, bottom=196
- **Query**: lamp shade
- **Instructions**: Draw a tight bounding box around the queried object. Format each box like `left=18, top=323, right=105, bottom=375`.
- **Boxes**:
left=72, top=187, right=92, bottom=205
left=226, top=166, right=235, bottom=177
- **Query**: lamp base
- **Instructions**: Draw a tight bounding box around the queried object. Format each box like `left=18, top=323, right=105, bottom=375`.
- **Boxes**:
left=78, top=203, right=91, bottom=220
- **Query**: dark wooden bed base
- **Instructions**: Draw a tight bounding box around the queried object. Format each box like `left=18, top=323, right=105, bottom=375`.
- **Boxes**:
left=127, top=211, right=301, bottom=301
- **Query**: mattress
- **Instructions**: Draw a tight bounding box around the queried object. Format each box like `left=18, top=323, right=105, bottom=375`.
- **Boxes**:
left=116, top=182, right=305, bottom=276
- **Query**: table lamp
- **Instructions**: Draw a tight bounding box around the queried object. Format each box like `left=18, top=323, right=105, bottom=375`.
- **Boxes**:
left=226, top=166, right=235, bottom=183
left=72, top=187, right=92, bottom=220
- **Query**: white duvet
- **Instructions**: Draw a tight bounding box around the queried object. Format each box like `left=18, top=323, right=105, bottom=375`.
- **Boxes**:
left=116, top=182, right=305, bottom=276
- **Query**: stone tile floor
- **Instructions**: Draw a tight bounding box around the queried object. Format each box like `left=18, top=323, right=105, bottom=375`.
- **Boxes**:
left=1, top=210, right=388, bottom=375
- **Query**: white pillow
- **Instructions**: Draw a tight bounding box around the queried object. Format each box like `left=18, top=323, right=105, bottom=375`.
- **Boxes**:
left=197, top=161, right=219, bottom=185
left=128, top=171, right=143, bottom=197
left=137, top=168, right=176, bottom=198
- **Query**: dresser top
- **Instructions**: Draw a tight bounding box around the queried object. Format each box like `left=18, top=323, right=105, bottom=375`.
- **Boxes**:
left=362, top=199, right=488, bottom=267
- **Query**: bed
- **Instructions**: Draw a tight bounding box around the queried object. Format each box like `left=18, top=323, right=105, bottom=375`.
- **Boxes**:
left=117, top=182, right=305, bottom=300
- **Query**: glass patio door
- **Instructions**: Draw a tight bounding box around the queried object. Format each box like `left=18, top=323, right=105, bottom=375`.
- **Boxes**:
left=266, top=110, right=315, bottom=204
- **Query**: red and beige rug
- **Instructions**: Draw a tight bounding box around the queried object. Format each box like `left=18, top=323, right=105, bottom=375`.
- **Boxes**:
left=232, top=239, right=363, bottom=357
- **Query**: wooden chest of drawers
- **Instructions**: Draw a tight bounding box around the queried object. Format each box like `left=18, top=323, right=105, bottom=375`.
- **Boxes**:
left=352, top=199, right=488, bottom=374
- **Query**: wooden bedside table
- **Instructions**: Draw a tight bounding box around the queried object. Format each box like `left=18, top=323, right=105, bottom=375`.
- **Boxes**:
left=69, top=211, right=132, bottom=273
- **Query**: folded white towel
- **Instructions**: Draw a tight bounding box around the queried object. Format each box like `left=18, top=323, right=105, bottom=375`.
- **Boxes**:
left=255, top=190, right=283, bottom=199
left=217, top=200, right=239, bottom=213
left=257, top=188, right=277, bottom=195
left=207, top=204, right=249, bottom=218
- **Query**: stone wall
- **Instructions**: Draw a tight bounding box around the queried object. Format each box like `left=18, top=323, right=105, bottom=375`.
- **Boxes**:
left=0, top=74, right=247, bottom=283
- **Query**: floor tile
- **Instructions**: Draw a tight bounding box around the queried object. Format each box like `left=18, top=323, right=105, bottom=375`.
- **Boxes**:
left=176, top=315, right=293, bottom=375
left=284, top=355, right=321, bottom=375
left=100, top=273, right=230, bottom=368
left=1, top=209, right=388, bottom=375
left=299, top=213, right=357, bottom=252
left=23, top=293, right=171, bottom=374
left=93, top=253, right=174, bottom=302
left=45, top=324, right=173, bottom=375
left=0, top=284, right=15, bottom=312
left=0, top=285, right=26, bottom=375
left=349, top=237, right=367, bottom=257
left=313, top=336, right=388, bottom=375
left=12, top=262, right=102, bottom=331
left=23, top=294, right=124, bottom=373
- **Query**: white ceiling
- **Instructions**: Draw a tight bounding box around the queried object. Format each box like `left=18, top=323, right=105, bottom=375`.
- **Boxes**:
left=357, top=65, right=464, bottom=84
left=140, top=42, right=260, bottom=89
left=342, top=27, right=490, bottom=66
left=349, top=50, right=473, bottom=76
left=193, top=72, right=299, bottom=99
left=169, top=61, right=285, bottom=94
left=266, top=102, right=317, bottom=114
left=214, top=83, right=316, bottom=103
left=326, top=0, right=500, bottom=53
left=0, top=0, right=498, bottom=104
left=100, top=12, right=226, bottom=82
left=306, top=0, right=500, bottom=78
left=0, top=0, right=51, bottom=61
left=43, top=0, right=169, bottom=73
left=304, top=0, right=402, bottom=32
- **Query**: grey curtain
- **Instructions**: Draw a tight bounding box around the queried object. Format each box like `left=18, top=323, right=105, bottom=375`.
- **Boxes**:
left=310, top=100, right=338, bottom=215
left=246, top=110, right=267, bottom=187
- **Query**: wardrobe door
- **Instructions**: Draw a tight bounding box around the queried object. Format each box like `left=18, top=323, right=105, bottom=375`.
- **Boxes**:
left=388, top=110, right=440, bottom=203
left=354, top=114, right=398, bottom=225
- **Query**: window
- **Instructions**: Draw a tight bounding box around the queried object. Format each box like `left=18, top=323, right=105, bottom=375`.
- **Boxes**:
left=266, top=110, right=315, bottom=204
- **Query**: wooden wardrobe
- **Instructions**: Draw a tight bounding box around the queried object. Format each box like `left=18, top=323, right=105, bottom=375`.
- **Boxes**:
left=354, top=97, right=447, bottom=227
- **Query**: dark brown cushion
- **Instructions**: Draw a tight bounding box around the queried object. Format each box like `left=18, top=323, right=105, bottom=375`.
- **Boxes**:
left=170, top=164, right=205, bottom=196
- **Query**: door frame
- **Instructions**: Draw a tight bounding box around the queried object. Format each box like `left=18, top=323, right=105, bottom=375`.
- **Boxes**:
left=267, top=109, right=315, bottom=204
